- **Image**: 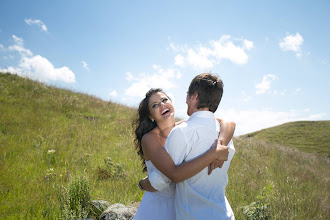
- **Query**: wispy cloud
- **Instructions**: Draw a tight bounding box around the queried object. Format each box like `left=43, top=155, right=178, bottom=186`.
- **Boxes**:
left=24, top=18, right=48, bottom=32
left=279, top=33, right=304, bottom=57
left=255, top=74, right=277, bottom=94
left=109, top=90, right=118, bottom=97
left=125, top=65, right=181, bottom=99
left=0, top=35, right=75, bottom=83
left=82, top=61, right=89, bottom=71
left=171, top=35, right=254, bottom=70
left=9, top=35, right=32, bottom=56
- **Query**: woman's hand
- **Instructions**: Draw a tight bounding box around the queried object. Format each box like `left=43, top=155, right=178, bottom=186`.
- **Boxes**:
left=208, top=138, right=228, bottom=174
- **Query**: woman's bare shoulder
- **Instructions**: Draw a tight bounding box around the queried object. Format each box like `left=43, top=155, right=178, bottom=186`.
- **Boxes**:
left=141, top=128, right=160, bottom=147
left=141, top=128, right=161, bottom=160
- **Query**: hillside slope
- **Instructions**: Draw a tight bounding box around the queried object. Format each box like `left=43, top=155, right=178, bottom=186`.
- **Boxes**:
left=243, top=121, right=330, bottom=157
left=0, top=73, right=143, bottom=219
left=0, top=72, right=329, bottom=219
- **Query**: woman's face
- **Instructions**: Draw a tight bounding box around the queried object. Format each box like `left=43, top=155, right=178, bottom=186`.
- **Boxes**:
left=148, top=92, right=175, bottom=122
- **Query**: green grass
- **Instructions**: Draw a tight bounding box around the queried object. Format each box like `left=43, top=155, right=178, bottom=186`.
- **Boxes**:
left=243, top=121, right=330, bottom=157
left=228, top=137, right=329, bottom=219
left=0, top=73, right=144, bottom=219
left=1, top=72, right=329, bottom=219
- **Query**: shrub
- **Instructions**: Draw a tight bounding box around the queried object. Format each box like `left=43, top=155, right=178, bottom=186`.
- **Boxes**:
left=56, top=176, right=91, bottom=219
left=242, top=184, right=274, bottom=219
left=97, top=156, right=125, bottom=179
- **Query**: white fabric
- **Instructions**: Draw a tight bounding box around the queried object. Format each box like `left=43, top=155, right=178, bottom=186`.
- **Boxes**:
left=149, top=111, right=235, bottom=220
left=133, top=160, right=176, bottom=220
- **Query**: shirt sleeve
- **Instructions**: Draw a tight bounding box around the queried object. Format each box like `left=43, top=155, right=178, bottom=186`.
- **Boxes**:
left=164, top=127, right=188, bottom=165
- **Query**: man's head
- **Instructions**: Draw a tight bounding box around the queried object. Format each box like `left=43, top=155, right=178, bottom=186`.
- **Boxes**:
left=186, top=73, right=223, bottom=116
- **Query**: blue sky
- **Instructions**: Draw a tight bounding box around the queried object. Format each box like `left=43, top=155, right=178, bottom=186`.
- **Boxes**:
left=1, top=0, right=329, bottom=135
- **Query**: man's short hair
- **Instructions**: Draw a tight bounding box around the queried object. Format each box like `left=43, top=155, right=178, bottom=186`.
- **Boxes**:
left=188, top=73, right=223, bottom=113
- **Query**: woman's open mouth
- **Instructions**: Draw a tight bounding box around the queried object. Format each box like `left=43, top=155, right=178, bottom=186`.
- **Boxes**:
left=161, top=108, right=170, bottom=115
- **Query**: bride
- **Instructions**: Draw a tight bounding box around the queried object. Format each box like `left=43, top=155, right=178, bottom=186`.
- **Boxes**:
left=133, top=88, right=235, bottom=219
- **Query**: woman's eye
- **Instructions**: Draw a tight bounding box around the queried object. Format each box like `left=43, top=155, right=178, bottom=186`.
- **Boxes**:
left=162, top=98, right=168, bottom=103
left=152, top=104, right=158, bottom=109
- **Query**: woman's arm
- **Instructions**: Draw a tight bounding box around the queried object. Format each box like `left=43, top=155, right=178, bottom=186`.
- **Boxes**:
left=140, top=120, right=236, bottom=190
left=216, top=118, right=236, bottom=145
left=208, top=119, right=236, bottom=174
left=141, top=122, right=234, bottom=184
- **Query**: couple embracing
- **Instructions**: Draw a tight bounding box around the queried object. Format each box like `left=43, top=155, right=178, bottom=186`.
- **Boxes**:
left=133, top=73, right=236, bottom=220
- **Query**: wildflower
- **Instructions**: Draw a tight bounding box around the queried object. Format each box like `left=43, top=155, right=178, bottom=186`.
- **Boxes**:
left=47, top=149, right=56, bottom=154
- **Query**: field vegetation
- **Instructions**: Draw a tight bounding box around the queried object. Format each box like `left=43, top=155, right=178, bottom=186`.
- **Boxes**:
left=0, top=72, right=329, bottom=219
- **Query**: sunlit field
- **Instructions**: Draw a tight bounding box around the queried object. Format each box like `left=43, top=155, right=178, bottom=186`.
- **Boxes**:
left=1, top=73, right=329, bottom=219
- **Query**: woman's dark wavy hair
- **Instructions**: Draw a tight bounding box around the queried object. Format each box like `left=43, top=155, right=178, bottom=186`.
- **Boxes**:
left=133, top=88, right=168, bottom=172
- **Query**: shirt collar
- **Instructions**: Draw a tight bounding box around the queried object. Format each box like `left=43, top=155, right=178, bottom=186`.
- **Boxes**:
left=188, top=111, right=215, bottom=120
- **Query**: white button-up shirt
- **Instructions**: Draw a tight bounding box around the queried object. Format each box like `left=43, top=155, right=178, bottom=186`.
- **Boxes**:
left=149, top=111, right=235, bottom=220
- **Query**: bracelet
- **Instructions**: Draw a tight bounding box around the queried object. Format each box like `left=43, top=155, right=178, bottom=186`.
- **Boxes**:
left=138, top=180, right=145, bottom=191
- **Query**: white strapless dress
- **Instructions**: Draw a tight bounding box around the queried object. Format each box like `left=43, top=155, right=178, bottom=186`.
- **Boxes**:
left=133, top=160, right=176, bottom=220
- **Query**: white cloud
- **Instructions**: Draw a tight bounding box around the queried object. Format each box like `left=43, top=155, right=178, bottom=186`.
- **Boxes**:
left=255, top=74, right=277, bottom=94
left=82, top=61, right=89, bottom=70
left=186, top=48, right=214, bottom=69
left=9, top=35, right=33, bottom=56
left=125, top=66, right=181, bottom=99
left=19, top=55, right=75, bottom=83
left=0, top=66, right=23, bottom=75
left=217, top=108, right=326, bottom=136
left=211, top=35, right=252, bottom=65
left=173, top=35, right=253, bottom=70
left=0, top=44, right=3, bottom=49
left=174, top=54, right=185, bottom=67
left=169, top=42, right=180, bottom=52
left=24, top=18, right=48, bottom=32
left=279, top=33, right=304, bottom=57
left=2, top=35, right=75, bottom=83
left=125, top=72, right=136, bottom=81
left=109, top=90, right=118, bottom=97
left=243, top=39, right=254, bottom=50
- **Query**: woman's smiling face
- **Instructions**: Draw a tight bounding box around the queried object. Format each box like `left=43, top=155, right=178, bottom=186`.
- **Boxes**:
left=148, top=92, right=174, bottom=122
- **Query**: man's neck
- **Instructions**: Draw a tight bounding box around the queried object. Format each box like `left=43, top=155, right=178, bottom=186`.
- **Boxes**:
left=191, top=107, right=210, bottom=115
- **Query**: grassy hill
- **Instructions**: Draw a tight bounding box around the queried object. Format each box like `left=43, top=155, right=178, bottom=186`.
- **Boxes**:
left=1, top=72, right=329, bottom=219
left=243, top=121, right=330, bottom=157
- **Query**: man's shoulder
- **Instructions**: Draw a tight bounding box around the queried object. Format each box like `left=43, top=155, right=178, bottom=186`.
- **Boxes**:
left=172, top=120, right=192, bottom=134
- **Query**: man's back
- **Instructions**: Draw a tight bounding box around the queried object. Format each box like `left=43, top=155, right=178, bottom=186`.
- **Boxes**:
left=165, top=111, right=235, bottom=219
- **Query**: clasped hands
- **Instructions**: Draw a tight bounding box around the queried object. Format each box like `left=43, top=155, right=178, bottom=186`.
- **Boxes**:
left=208, top=137, right=228, bottom=175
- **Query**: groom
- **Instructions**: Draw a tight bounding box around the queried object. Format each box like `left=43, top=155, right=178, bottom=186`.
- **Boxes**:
left=148, top=73, right=235, bottom=219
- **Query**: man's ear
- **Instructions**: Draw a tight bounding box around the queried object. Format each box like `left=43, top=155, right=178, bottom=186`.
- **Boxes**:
left=191, top=92, right=198, bottom=100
